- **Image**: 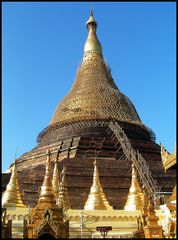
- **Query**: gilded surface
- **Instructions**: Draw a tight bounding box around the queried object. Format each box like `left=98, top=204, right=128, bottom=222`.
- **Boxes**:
left=124, top=164, right=144, bottom=211
left=52, top=155, right=60, bottom=200
left=50, top=11, right=141, bottom=126
left=84, top=159, right=112, bottom=210
left=143, top=196, right=163, bottom=238
left=28, top=150, right=69, bottom=238
left=2, top=161, right=26, bottom=208
left=38, top=149, right=56, bottom=205
left=84, top=10, right=102, bottom=53
left=161, top=144, right=176, bottom=171
left=57, top=165, right=70, bottom=212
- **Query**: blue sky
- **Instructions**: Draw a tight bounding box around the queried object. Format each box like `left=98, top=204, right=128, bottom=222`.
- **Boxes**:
left=2, top=2, right=176, bottom=172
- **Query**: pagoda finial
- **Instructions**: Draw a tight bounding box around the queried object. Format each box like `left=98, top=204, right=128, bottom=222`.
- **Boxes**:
left=38, top=149, right=56, bottom=204
left=52, top=152, right=60, bottom=200
left=84, top=159, right=112, bottom=210
left=57, top=165, right=70, bottom=212
left=86, top=8, right=97, bottom=29
left=90, top=6, right=93, bottom=16
left=124, top=163, right=143, bottom=210
left=2, top=159, right=26, bottom=208
left=84, top=9, right=102, bottom=54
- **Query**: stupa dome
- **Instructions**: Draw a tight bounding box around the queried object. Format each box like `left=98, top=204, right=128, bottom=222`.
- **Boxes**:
left=50, top=11, right=141, bottom=127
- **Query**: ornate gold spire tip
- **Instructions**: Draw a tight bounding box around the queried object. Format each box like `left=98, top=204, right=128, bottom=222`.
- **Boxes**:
left=86, top=8, right=97, bottom=28
left=84, top=9, right=102, bottom=54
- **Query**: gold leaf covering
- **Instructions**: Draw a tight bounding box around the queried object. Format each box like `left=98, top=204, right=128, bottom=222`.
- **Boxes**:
left=52, top=155, right=60, bottom=200
left=2, top=161, right=26, bottom=208
left=57, top=165, right=70, bottom=212
left=38, top=149, right=56, bottom=205
left=124, top=164, right=143, bottom=211
left=84, top=9, right=102, bottom=53
left=50, top=11, right=141, bottom=126
left=161, top=143, right=176, bottom=171
left=84, top=160, right=112, bottom=210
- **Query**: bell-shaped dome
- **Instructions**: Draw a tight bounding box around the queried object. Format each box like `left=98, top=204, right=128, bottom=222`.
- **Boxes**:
left=50, top=11, right=141, bottom=126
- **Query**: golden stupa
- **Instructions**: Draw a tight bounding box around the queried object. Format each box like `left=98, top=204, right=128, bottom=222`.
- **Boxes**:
left=49, top=9, right=141, bottom=127
left=57, top=165, right=70, bottom=211
left=37, top=149, right=56, bottom=205
left=84, top=159, right=113, bottom=210
left=1, top=9, right=176, bottom=239
left=124, top=164, right=144, bottom=211
left=52, top=154, right=60, bottom=200
left=2, top=160, right=26, bottom=208
left=27, top=149, right=69, bottom=238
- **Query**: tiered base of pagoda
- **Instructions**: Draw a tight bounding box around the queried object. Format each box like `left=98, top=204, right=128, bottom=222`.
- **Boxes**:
left=2, top=126, right=176, bottom=209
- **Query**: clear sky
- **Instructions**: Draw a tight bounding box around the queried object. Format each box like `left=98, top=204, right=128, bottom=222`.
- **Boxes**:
left=2, top=2, right=176, bottom=172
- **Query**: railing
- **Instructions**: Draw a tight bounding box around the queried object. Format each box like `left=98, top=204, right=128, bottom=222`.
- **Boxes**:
left=109, top=122, right=161, bottom=198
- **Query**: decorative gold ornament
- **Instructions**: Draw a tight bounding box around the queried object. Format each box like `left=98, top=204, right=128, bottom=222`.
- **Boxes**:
left=84, top=159, right=112, bottom=210
left=84, top=9, right=102, bottom=53
left=50, top=10, right=141, bottom=127
left=38, top=149, right=56, bottom=204
left=52, top=153, right=60, bottom=200
left=2, top=160, right=26, bottom=208
left=143, top=195, right=163, bottom=238
left=27, top=150, right=69, bottom=239
left=124, top=164, right=143, bottom=211
left=57, top=165, right=70, bottom=212
left=161, top=143, right=176, bottom=171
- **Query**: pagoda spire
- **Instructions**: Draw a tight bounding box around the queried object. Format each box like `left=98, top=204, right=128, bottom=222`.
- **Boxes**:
left=124, top=164, right=144, bottom=210
left=57, top=165, right=70, bottom=212
left=52, top=152, right=60, bottom=200
left=90, top=6, right=93, bottom=16
left=38, top=149, right=56, bottom=204
left=48, top=10, right=141, bottom=132
left=2, top=160, right=26, bottom=208
left=84, top=159, right=112, bottom=210
left=84, top=8, right=102, bottom=53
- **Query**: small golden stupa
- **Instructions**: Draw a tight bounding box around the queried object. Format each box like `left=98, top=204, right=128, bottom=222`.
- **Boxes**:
left=124, top=164, right=143, bottom=211
left=28, top=149, right=69, bottom=238
left=84, top=159, right=112, bottom=210
left=57, top=165, right=70, bottom=212
left=2, top=160, right=28, bottom=239
left=2, top=160, right=26, bottom=208
left=143, top=195, right=163, bottom=238
left=52, top=154, right=60, bottom=200
left=37, top=149, right=56, bottom=205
